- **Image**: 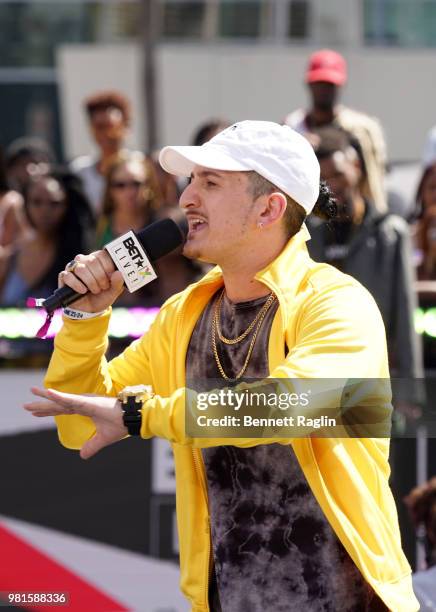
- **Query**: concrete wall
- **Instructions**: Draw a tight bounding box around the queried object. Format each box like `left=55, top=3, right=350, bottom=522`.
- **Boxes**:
left=58, top=43, right=436, bottom=163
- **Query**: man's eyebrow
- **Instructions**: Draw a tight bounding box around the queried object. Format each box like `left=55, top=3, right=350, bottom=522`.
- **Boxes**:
left=190, top=170, right=224, bottom=180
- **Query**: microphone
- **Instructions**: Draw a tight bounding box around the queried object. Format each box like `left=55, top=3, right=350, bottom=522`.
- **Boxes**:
left=39, top=218, right=187, bottom=314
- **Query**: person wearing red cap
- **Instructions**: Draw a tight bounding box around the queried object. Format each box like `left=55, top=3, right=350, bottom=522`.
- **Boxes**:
left=284, top=49, right=388, bottom=214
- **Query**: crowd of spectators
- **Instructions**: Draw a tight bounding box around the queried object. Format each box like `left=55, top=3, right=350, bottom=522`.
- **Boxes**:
left=0, top=54, right=436, bottom=358
left=0, top=51, right=435, bottom=380
left=0, top=91, right=211, bottom=313
left=1, top=53, right=436, bottom=361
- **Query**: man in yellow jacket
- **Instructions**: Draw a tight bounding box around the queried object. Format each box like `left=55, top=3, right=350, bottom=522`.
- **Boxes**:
left=25, top=121, right=418, bottom=611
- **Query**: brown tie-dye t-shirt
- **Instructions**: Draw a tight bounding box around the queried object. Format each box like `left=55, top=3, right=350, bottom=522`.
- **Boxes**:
left=186, top=289, right=385, bottom=612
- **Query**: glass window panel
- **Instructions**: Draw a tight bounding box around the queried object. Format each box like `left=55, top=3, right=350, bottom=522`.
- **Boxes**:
left=0, top=2, right=143, bottom=68
left=363, top=0, right=377, bottom=43
left=287, top=0, right=310, bottom=39
left=219, top=1, right=261, bottom=38
left=364, top=0, right=436, bottom=47
left=0, top=82, right=63, bottom=161
left=161, top=2, right=206, bottom=39
left=0, top=2, right=99, bottom=67
left=113, top=3, right=142, bottom=38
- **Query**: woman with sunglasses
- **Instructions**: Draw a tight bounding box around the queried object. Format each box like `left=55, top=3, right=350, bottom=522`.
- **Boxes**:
left=0, top=169, right=94, bottom=306
left=94, top=154, right=168, bottom=307
left=96, top=154, right=162, bottom=249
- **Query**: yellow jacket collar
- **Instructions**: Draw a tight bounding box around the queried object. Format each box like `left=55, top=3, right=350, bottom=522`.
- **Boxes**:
left=192, top=224, right=312, bottom=300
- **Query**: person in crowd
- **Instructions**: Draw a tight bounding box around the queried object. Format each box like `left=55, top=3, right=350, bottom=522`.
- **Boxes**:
left=0, top=145, right=27, bottom=247
left=413, top=160, right=436, bottom=280
left=191, top=119, right=231, bottom=147
left=70, top=90, right=136, bottom=216
left=95, top=153, right=162, bottom=248
left=307, top=126, right=423, bottom=411
left=150, top=152, right=180, bottom=209
left=25, top=121, right=418, bottom=611
left=5, top=137, right=55, bottom=195
left=0, top=169, right=94, bottom=306
left=284, top=48, right=388, bottom=213
left=95, top=153, right=163, bottom=306
left=404, top=477, right=436, bottom=610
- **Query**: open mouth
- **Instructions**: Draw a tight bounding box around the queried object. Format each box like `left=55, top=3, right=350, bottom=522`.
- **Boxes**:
left=188, top=218, right=207, bottom=235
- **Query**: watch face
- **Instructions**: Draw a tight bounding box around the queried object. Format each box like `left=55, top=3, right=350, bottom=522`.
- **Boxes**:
left=119, top=384, right=152, bottom=397
left=118, top=384, right=153, bottom=404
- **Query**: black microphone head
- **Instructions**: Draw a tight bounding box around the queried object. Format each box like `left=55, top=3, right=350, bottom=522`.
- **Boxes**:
left=136, top=217, right=187, bottom=262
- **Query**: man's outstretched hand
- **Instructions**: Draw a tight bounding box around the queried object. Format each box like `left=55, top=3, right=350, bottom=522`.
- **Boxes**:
left=24, top=387, right=128, bottom=460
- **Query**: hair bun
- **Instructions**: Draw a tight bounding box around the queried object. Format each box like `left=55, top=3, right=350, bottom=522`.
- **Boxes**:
left=312, top=180, right=337, bottom=221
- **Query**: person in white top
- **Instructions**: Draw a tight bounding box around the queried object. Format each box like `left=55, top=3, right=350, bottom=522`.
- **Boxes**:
left=70, top=91, right=136, bottom=217
left=284, top=49, right=388, bottom=214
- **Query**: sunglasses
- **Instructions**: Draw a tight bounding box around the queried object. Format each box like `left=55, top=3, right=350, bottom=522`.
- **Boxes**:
left=111, top=180, right=145, bottom=190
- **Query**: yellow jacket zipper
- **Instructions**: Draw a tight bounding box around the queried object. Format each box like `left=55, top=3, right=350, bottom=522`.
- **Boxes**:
left=176, top=286, right=217, bottom=610
left=192, top=447, right=212, bottom=611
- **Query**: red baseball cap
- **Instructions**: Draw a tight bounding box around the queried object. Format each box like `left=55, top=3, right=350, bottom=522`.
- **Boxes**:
left=305, top=49, right=347, bottom=86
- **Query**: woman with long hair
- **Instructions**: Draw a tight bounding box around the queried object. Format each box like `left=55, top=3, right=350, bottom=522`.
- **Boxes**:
left=96, top=154, right=162, bottom=248
left=0, top=169, right=94, bottom=306
left=97, top=153, right=203, bottom=306
left=0, top=145, right=27, bottom=247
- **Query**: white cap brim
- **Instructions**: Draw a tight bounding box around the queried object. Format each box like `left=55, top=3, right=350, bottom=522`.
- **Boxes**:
left=159, top=144, right=251, bottom=177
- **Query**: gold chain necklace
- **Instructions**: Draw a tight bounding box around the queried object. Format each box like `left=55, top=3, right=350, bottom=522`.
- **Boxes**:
left=212, top=290, right=277, bottom=380
left=215, top=288, right=277, bottom=345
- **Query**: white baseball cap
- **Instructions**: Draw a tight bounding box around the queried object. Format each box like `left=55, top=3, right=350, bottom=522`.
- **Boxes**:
left=159, top=120, right=320, bottom=214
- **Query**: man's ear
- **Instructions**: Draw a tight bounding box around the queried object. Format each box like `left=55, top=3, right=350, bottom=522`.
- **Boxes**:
left=258, top=192, right=288, bottom=227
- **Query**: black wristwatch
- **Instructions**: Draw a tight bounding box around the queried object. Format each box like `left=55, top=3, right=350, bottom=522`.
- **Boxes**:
left=117, top=385, right=153, bottom=436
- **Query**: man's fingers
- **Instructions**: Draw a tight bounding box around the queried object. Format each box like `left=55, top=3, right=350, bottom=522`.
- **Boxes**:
left=30, top=386, right=75, bottom=404
left=58, top=269, right=89, bottom=294
left=93, top=250, right=116, bottom=277
left=56, top=250, right=124, bottom=304
left=70, top=264, right=100, bottom=294
left=88, top=255, right=112, bottom=291
left=109, top=270, right=124, bottom=294
left=24, top=404, right=70, bottom=417
left=57, top=250, right=116, bottom=294
left=24, top=400, right=74, bottom=416
left=25, top=388, right=76, bottom=415
left=27, top=387, right=95, bottom=417
left=75, top=252, right=117, bottom=293
left=29, top=387, right=52, bottom=400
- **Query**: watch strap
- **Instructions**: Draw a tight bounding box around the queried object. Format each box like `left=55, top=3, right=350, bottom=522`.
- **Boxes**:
left=118, top=385, right=153, bottom=436
left=122, top=395, right=143, bottom=436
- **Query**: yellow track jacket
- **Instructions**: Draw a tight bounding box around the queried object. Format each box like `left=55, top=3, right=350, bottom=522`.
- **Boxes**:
left=45, top=227, right=419, bottom=611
